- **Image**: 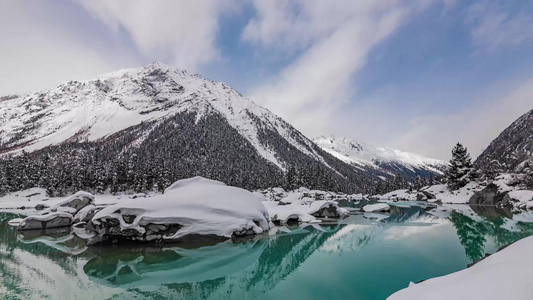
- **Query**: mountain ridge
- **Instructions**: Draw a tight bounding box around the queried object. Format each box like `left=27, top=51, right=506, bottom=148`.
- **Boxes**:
left=0, top=62, right=375, bottom=195
left=314, top=135, right=448, bottom=181
left=476, top=107, right=533, bottom=175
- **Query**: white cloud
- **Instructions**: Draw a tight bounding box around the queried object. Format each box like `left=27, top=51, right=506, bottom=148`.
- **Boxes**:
left=0, top=1, right=133, bottom=96
left=77, top=0, right=237, bottom=71
left=244, top=0, right=437, bottom=137
left=466, top=1, right=533, bottom=51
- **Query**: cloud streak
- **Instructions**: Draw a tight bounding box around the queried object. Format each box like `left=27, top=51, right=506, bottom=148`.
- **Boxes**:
left=77, top=0, right=237, bottom=71
left=0, top=0, right=133, bottom=96
left=466, top=0, right=533, bottom=51
left=244, top=0, right=437, bottom=137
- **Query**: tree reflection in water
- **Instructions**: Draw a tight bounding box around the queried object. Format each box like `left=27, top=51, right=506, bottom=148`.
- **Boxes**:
left=3, top=205, right=533, bottom=299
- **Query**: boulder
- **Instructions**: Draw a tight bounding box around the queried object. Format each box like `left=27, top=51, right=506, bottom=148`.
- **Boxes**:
left=416, top=193, right=428, bottom=201
left=468, top=183, right=509, bottom=206
left=18, top=212, right=73, bottom=231
left=73, top=205, right=100, bottom=223
left=421, top=190, right=436, bottom=200
left=40, top=191, right=95, bottom=216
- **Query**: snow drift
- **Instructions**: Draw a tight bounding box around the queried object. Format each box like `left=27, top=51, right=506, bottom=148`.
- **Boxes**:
left=90, top=177, right=271, bottom=243
left=388, top=235, right=533, bottom=300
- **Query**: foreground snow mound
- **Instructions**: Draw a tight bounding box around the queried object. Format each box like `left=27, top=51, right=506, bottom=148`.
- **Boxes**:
left=363, top=203, right=390, bottom=213
left=90, top=177, right=270, bottom=243
left=388, top=235, right=533, bottom=300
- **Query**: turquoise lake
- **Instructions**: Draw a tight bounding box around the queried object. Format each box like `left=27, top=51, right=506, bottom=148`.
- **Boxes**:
left=1, top=203, right=533, bottom=300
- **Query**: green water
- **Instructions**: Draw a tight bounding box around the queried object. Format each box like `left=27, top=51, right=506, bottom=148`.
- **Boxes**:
left=1, top=204, right=533, bottom=300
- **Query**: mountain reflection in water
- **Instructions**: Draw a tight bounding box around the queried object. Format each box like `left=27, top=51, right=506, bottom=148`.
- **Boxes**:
left=2, top=204, right=533, bottom=299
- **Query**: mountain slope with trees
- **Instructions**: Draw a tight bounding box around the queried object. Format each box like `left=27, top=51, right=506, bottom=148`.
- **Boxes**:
left=0, top=63, right=376, bottom=195
left=476, top=108, right=533, bottom=177
left=314, top=136, right=447, bottom=181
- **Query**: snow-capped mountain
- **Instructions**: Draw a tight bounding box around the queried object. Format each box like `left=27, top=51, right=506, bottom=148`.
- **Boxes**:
left=476, top=107, right=533, bottom=173
left=0, top=63, right=373, bottom=194
left=0, top=62, right=324, bottom=168
left=314, top=136, right=447, bottom=180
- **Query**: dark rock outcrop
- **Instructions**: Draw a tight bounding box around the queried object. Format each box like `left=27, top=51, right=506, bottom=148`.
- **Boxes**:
left=468, top=183, right=509, bottom=206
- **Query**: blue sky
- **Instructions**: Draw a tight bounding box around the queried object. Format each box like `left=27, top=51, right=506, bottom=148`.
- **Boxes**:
left=1, top=0, right=533, bottom=160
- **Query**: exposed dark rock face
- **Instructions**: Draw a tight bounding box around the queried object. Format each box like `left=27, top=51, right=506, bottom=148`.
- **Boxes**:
left=468, top=183, right=509, bottom=206
left=88, top=219, right=184, bottom=244
left=421, top=190, right=436, bottom=199
left=311, top=204, right=343, bottom=218
left=476, top=108, right=533, bottom=175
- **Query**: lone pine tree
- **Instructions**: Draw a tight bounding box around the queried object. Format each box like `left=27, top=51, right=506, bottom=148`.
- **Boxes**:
left=446, top=142, right=476, bottom=190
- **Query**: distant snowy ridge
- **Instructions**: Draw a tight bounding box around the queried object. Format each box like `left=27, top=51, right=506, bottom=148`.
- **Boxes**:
left=314, top=136, right=447, bottom=180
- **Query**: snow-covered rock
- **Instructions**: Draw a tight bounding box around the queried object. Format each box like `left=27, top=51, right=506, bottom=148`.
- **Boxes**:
left=267, top=200, right=347, bottom=224
left=40, top=191, right=95, bottom=216
left=89, top=177, right=270, bottom=243
left=388, top=235, right=533, bottom=300
left=362, top=203, right=390, bottom=212
left=18, top=212, right=73, bottom=231
left=279, top=193, right=304, bottom=204
left=73, top=204, right=99, bottom=223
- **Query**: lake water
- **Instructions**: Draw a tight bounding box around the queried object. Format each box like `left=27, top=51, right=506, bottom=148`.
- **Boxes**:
left=1, top=203, right=533, bottom=300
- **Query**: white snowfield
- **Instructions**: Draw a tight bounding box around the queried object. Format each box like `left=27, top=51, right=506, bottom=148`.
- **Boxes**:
left=0, top=62, right=330, bottom=171
left=388, top=235, right=533, bottom=300
left=314, top=135, right=447, bottom=175
left=92, top=177, right=271, bottom=239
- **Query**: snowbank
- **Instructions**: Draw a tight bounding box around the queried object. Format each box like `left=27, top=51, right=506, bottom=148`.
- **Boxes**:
left=388, top=235, right=533, bottom=300
left=90, top=177, right=271, bottom=242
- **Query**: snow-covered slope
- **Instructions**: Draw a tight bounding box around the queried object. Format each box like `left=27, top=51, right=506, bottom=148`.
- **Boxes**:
left=476, top=107, right=533, bottom=174
left=0, top=62, right=326, bottom=169
left=314, top=136, right=447, bottom=180
left=0, top=63, right=373, bottom=194
left=388, top=234, right=533, bottom=300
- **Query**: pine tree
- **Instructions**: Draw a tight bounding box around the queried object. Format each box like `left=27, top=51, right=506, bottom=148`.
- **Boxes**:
left=446, top=143, right=475, bottom=190
left=428, top=174, right=435, bottom=186
left=413, top=176, right=422, bottom=191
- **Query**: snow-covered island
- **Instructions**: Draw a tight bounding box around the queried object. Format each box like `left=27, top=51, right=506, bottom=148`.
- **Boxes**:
left=5, top=176, right=350, bottom=244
